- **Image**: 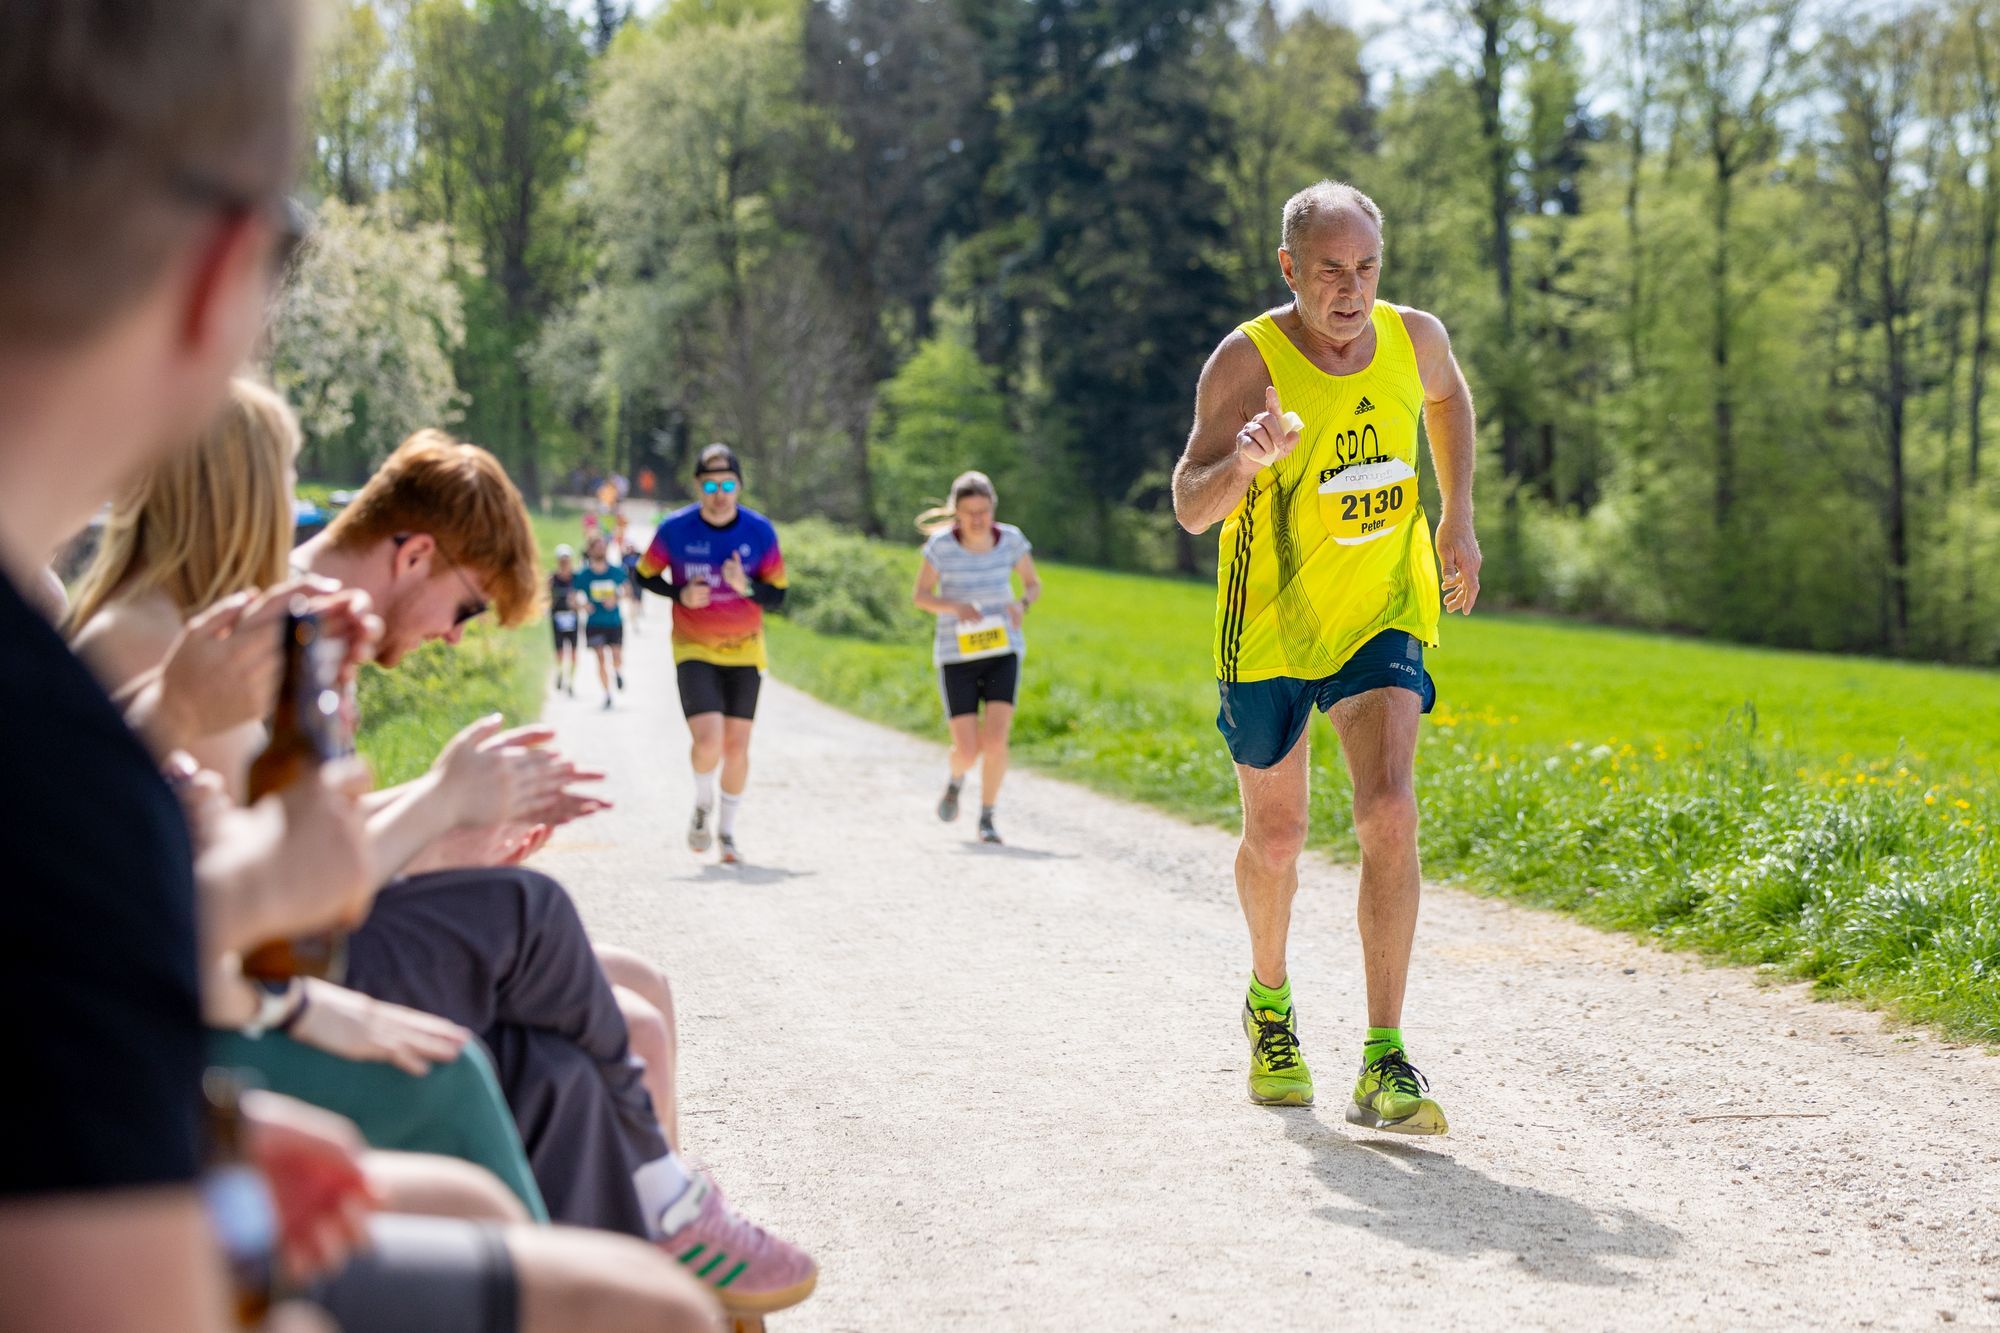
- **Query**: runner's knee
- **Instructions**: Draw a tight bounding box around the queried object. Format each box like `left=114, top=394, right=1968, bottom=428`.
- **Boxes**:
left=1352, top=786, right=1418, bottom=851
left=1242, top=811, right=1309, bottom=867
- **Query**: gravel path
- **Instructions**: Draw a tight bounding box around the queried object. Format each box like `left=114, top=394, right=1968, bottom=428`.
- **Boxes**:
left=534, top=628, right=2000, bottom=1331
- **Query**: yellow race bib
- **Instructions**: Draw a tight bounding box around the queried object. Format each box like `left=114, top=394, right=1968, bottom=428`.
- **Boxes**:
left=1317, top=458, right=1418, bottom=547
left=955, top=614, right=1012, bottom=660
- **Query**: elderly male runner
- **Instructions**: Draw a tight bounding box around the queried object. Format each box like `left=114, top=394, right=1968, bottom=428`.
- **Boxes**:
left=1172, top=181, right=1481, bottom=1133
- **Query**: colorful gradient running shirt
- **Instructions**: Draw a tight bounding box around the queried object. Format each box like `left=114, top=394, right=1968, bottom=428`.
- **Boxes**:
left=639, top=504, right=787, bottom=669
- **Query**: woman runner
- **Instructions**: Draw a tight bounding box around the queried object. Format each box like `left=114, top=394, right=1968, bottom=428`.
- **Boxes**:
left=912, top=471, right=1041, bottom=845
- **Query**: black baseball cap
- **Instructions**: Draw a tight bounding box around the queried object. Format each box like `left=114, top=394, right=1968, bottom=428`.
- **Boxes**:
left=694, top=443, right=741, bottom=477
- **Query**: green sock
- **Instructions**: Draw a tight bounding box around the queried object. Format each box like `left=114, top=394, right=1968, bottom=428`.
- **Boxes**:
left=1246, top=974, right=1292, bottom=1015
left=1363, top=1027, right=1403, bottom=1066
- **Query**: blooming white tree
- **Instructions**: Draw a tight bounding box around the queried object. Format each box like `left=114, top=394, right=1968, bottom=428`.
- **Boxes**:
left=267, top=198, right=467, bottom=472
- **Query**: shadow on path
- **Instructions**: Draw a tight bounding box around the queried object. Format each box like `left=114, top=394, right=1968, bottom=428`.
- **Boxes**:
left=670, top=863, right=817, bottom=887
left=951, top=842, right=1079, bottom=861
left=1282, top=1116, right=1678, bottom=1286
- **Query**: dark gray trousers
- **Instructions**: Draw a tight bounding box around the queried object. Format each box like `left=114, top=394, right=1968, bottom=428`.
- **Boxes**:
left=343, top=866, right=668, bottom=1237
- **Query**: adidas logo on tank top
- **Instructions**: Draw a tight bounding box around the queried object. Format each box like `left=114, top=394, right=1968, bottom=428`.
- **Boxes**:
left=1354, top=396, right=1376, bottom=415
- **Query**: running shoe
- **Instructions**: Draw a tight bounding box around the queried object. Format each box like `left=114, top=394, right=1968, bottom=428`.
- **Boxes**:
left=1243, top=1003, right=1313, bottom=1106
left=1345, top=1047, right=1448, bottom=1135
left=937, top=781, right=961, bottom=823
left=687, top=804, right=714, bottom=854
left=977, top=811, right=1002, bottom=844
left=616, top=671, right=626, bottom=691
left=566, top=681, right=575, bottom=698
left=602, top=694, right=613, bottom=710
left=655, top=1171, right=817, bottom=1316
left=718, top=833, right=741, bottom=865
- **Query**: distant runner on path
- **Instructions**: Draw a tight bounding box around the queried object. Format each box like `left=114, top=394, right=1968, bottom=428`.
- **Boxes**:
left=579, top=532, right=628, bottom=710
left=911, top=471, right=1041, bottom=845
left=1171, top=180, right=1482, bottom=1134
left=635, top=444, right=787, bottom=866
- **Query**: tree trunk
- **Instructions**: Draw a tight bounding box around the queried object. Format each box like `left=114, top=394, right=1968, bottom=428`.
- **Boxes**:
left=1477, top=2, right=1523, bottom=480
left=1711, top=151, right=1735, bottom=527
left=1973, top=187, right=1996, bottom=486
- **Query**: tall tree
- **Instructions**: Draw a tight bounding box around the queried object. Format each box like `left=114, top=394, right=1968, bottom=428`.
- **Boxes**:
left=979, top=0, right=1237, bottom=567
left=1211, top=3, right=1373, bottom=311
left=307, top=1, right=401, bottom=206
left=797, top=0, right=990, bottom=532
left=1667, top=0, right=1801, bottom=530
left=1824, top=11, right=1948, bottom=653
left=407, top=0, right=591, bottom=500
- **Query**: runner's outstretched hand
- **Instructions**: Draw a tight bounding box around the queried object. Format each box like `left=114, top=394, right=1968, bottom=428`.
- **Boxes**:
left=1236, top=385, right=1301, bottom=470
left=1435, top=512, right=1482, bottom=615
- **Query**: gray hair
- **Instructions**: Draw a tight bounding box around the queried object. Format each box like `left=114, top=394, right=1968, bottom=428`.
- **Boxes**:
left=1280, top=180, right=1384, bottom=253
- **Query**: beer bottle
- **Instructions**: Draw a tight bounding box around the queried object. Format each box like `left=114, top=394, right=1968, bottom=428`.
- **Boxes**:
left=240, top=600, right=353, bottom=983
left=200, top=1070, right=279, bottom=1326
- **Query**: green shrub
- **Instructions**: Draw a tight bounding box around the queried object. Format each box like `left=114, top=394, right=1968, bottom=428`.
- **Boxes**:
left=775, top=518, right=930, bottom=643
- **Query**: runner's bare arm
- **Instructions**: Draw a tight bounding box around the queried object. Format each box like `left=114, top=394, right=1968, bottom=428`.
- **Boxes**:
left=1401, top=307, right=1482, bottom=615
left=1172, top=332, right=1297, bottom=534
left=913, top=558, right=978, bottom=621
left=1014, top=553, right=1042, bottom=610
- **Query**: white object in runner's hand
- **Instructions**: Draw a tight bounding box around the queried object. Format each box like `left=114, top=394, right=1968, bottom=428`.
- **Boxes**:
left=1281, top=411, right=1304, bottom=434
left=954, top=613, right=1012, bottom=661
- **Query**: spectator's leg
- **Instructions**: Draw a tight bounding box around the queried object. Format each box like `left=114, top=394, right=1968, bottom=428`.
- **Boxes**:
left=511, top=1225, right=720, bottom=1333
left=341, top=867, right=668, bottom=1178
left=311, top=1215, right=719, bottom=1333
left=613, top=987, right=678, bottom=1154
left=596, top=945, right=678, bottom=1150
left=365, top=1152, right=530, bottom=1224
left=210, top=1032, right=548, bottom=1222
left=484, top=1026, right=656, bottom=1237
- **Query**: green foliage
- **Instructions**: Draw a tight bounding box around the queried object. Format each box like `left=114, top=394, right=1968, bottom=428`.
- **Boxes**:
left=770, top=518, right=929, bottom=642
left=354, top=620, right=549, bottom=787
left=765, top=541, right=2000, bottom=1041
left=299, top=0, right=2000, bottom=663
left=867, top=336, right=1020, bottom=536
left=268, top=198, right=466, bottom=479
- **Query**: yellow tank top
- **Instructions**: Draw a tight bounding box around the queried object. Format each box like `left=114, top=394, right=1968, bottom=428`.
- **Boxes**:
left=1213, top=303, right=1442, bottom=683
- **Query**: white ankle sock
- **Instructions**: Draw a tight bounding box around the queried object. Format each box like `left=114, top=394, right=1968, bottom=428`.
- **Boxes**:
left=633, top=1151, right=693, bottom=1238
left=692, top=765, right=718, bottom=809
left=718, top=790, right=743, bottom=837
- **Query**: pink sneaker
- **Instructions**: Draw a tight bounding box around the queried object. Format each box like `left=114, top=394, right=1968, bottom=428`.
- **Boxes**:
left=656, top=1171, right=818, bottom=1314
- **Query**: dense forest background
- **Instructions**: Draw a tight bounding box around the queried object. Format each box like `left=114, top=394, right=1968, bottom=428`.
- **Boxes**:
left=273, top=0, right=2000, bottom=663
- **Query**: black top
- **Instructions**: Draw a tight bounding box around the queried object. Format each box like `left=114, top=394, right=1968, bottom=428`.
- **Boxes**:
left=0, top=571, right=204, bottom=1194
left=549, top=570, right=575, bottom=620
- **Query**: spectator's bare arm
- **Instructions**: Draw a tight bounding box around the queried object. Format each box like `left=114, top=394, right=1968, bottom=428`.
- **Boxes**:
left=0, top=1192, right=232, bottom=1333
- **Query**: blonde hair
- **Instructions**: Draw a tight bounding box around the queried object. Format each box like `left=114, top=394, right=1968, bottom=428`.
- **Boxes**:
left=916, top=470, right=999, bottom=536
left=322, top=428, right=541, bottom=626
left=65, top=376, right=299, bottom=635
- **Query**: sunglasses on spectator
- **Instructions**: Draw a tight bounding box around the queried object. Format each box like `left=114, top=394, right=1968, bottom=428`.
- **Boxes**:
left=170, top=172, right=310, bottom=277
left=700, top=478, right=739, bottom=494
left=394, top=534, right=490, bottom=627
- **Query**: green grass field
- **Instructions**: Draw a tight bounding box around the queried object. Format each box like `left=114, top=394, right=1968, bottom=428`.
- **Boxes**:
left=767, top=554, right=2000, bottom=1042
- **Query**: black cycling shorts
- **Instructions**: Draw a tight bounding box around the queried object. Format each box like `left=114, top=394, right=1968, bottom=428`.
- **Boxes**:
left=551, top=622, right=578, bottom=651
left=939, top=652, right=1020, bottom=717
left=677, top=659, right=762, bottom=719
left=585, top=623, right=623, bottom=650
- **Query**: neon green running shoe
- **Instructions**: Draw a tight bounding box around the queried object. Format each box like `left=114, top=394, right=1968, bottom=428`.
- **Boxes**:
left=1243, top=1004, right=1314, bottom=1106
left=1345, top=1047, right=1448, bottom=1135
